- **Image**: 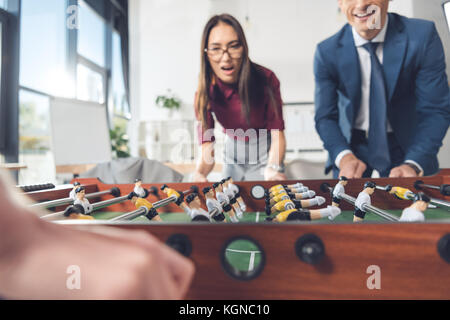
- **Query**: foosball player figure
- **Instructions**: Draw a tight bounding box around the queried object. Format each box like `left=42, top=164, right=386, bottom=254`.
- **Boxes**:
left=133, top=178, right=149, bottom=198
left=268, top=184, right=309, bottom=198
left=127, top=192, right=161, bottom=221
left=225, top=177, right=246, bottom=212
left=202, top=186, right=226, bottom=223
left=221, top=179, right=243, bottom=218
left=73, top=186, right=93, bottom=215
left=213, top=182, right=238, bottom=222
left=399, top=192, right=430, bottom=222
left=266, top=196, right=326, bottom=216
left=354, top=181, right=376, bottom=222
left=185, top=193, right=211, bottom=222
left=266, top=205, right=341, bottom=222
left=161, top=184, right=185, bottom=206
left=64, top=186, right=94, bottom=220
left=268, top=182, right=304, bottom=193
left=266, top=189, right=316, bottom=206
left=332, top=176, right=348, bottom=207
left=63, top=204, right=95, bottom=220
left=69, top=181, right=81, bottom=201
left=386, top=185, right=415, bottom=201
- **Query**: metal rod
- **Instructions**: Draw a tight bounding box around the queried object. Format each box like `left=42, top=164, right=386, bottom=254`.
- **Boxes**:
left=42, top=186, right=196, bottom=221
left=378, top=184, right=450, bottom=210
left=41, top=194, right=130, bottom=220
left=321, top=183, right=398, bottom=222
left=429, top=198, right=450, bottom=210
left=31, top=189, right=114, bottom=210
left=104, top=195, right=179, bottom=221
left=110, top=207, right=148, bottom=221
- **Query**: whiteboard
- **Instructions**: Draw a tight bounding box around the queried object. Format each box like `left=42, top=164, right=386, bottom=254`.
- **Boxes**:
left=49, top=98, right=112, bottom=166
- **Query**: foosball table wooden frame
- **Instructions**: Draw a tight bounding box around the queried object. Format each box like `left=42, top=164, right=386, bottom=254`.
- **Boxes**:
left=26, top=170, right=450, bottom=299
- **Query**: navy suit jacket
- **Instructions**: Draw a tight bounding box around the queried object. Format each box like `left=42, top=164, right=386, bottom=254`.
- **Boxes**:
left=314, top=13, right=450, bottom=176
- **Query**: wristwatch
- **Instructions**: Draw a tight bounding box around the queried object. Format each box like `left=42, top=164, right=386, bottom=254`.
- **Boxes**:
left=404, top=162, right=423, bottom=176
left=266, top=163, right=285, bottom=173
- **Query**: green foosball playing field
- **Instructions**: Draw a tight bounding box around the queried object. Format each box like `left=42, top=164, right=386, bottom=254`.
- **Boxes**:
left=93, top=208, right=450, bottom=223
left=93, top=208, right=450, bottom=274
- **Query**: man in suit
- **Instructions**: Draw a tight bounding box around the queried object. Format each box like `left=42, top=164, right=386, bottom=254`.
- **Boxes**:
left=314, top=0, right=450, bottom=178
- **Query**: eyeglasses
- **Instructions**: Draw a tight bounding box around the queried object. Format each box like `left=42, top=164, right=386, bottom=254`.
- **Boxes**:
left=205, top=43, right=243, bottom=62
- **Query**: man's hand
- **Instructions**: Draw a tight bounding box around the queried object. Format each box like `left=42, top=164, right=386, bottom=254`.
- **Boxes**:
left=338, top=153, right=367, bottom=179
left=264, top=167, right=287, bottom=181
left=0, top=172, right=195, bottom=300
left=389, top=164, right=418, bottom=178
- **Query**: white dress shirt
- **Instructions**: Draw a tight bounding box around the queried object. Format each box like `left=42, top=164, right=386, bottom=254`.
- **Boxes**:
left=335, top=16, right=423, bottom=174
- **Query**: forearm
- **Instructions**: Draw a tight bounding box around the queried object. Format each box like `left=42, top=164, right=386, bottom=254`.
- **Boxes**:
left=267, top=130, right=286, bottom=166
left=195, top=142, right=215, bottom=176
left=0, top=181, right=45, bottom=278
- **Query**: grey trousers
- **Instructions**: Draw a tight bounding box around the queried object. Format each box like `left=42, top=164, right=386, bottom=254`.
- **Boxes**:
left=222, top=133, right=271, bottom=181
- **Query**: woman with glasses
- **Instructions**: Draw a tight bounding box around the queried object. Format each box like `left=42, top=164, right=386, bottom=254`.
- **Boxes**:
left=193, top=14, right=286, bottom=182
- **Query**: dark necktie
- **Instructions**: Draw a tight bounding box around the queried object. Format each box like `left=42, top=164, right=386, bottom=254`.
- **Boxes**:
left=362, top=42, right=390, bottom=173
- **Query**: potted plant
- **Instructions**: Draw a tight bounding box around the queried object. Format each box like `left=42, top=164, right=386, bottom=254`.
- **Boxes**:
left=155, top=89, right=181, bottom=118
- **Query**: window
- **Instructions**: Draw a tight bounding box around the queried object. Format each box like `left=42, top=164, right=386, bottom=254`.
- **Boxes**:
left=77, top=62, right=105, bottom=104
left=78, top=0, right=106, bottom=67
left=0, top=15, right=6, bottom=151
left=0, top=0, right=5, bottom=10
left=110, top=30, right=129, bottom=118
left=19, top=0, right=70, bottom=97
left=18, top=90, right=56, bottom=184
left=0, top=22, right=2, bottom=110
left=444, top=1, right=450, bottom=33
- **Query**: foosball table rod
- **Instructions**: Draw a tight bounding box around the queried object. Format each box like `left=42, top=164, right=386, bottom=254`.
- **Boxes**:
left=377, top=184, right=450, bottom=210
left=30, top=187, right=121, bottom=210
left=321, top=183, right=399, bottom=222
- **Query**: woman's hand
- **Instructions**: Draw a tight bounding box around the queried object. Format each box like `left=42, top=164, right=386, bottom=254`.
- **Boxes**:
left=264, top=166, right=287, bottom=181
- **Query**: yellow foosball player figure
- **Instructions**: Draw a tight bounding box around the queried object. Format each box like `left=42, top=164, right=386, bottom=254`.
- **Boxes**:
left=266, top=196, right=326, bottom=215
left=399, top=192, right=431, bottom=222
left=268, top=182, right=304, bottom=193
left=354, top=181, right=376, bottom=222
left=332, top=176, right=348, bottom=207
left=128, top=192, right=162, bottom=222
left=161, top=184, right=184, bottom=205
left=266, top=190, right=316, bottom=206
left=133, top=178, right=149, bottom=198
left=267, top=184, right=309, bottom=198
left=266, top=206, right=341, bottom=222
left=386, top=185, right=415, bottom=201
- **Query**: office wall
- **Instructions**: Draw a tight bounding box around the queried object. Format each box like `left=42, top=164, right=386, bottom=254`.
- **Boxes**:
left=411, top=0, right=450, bottom=168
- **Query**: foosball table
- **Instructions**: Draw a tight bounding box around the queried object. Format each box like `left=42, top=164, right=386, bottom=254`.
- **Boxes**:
left=24, top=170, right=450, bottom=299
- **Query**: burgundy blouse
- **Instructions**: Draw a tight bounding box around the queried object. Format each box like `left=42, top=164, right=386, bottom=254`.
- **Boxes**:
left=196, top=65, right=285, bottom=144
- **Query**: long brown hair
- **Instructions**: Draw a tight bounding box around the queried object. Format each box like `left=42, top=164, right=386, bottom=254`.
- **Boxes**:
left=196, top=14, right=278, bottom=129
